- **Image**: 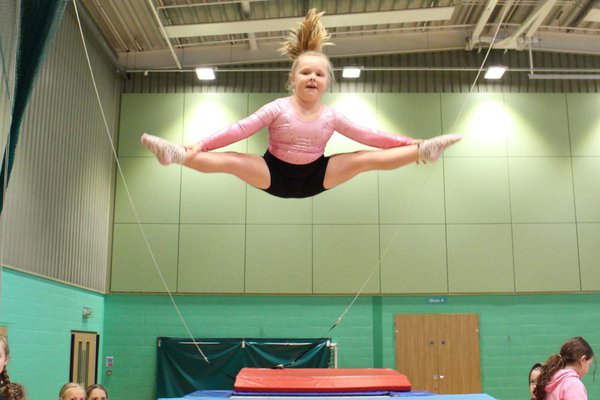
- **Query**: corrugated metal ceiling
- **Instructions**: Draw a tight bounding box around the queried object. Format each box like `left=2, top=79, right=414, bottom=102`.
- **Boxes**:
left=79, top=0, right=600, bottom=71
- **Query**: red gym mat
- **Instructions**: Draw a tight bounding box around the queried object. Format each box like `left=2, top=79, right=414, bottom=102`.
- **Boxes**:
left=234, top=368, right=411, bottom=393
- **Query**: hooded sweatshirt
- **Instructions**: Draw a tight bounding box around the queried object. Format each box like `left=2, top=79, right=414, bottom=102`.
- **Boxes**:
left=544, top=369, right=587, bottom=400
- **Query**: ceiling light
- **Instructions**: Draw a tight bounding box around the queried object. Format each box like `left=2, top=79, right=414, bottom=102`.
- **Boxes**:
left=342, top=67, right=362, bottom=79
left=195, top=67, right=215, bottom=80
left=484, top=65, right=506, bottom=80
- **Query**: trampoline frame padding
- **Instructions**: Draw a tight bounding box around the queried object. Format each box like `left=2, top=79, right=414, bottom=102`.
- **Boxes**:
left=234, top=368, right=412, bottom=393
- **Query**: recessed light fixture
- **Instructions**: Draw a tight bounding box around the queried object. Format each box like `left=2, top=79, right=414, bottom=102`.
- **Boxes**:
left=195, top=67, right=216, bottom=80
left=342, top=67, right=362, bottom=79
left=484, top=65, right=507, bottom=80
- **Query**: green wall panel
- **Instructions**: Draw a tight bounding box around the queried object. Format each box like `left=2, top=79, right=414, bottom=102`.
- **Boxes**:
left=577, top=223, right=600, bottom=291
left=376, top=93, right=444, bottom=224
left=322, top=93, right=378, bottom=154
left=445, top=157, right=511, bottom=223
left=380, top=294, right=600, bottom=400
left=313, top=172, right=379, bottom=224
left=119, top=93, right=184, bottom=156
left=379, top=165, right=445, bottom=224
left=178, top=224, right=245, bottom=293
left=380, top=224, right=447, bottom=293
left=447, top=224, right=515, bottom=293
left=1, top=270, right=105, bottom=400
left=513, top=223, right=580, bottom=292
left=183, top=93, right=249, bottom=152
left=567, top=93, right=600, bottom=156
left=376, top=93, right=442, bottom=139
left=112, top=92, right=600, bottom=294
left=246, top=186, right=312, bottom=224
left=103, top=295, right=373, bottom=400
left=100, top=292, right=600, bottom=400
left=509, top=157, right=575, bottom=223
left=572, top=157, right=600, bottom=222
left=180, top=168, right=247, bottom=224
left=441, top=93, right=507, bottom=157
left=114, top=158, right=181, bottom=223
left=111, top=224, right=178, bottom=292
left=313, top=225, right=380, bottom=294
left=505, top=93, right=570, bottom=157
left=245, top=225, right=312, bottom=293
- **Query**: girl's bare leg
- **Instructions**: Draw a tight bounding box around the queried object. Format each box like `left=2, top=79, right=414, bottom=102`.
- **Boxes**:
left=141, top=133, right=270, bottom=189
left=323, top=145, right=419, bottom=189
left=183, top=150, right=270, bottom=189
left=323, top=133, right=462, bottom=189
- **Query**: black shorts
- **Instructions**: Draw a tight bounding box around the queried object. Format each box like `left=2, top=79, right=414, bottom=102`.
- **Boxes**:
left=263, top=151, right=330, bottom=198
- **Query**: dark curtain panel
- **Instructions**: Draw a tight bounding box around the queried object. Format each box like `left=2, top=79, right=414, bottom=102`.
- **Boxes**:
left=156, top=337, right=331, bottom=398
left=0, top=0, right=68, bottom=213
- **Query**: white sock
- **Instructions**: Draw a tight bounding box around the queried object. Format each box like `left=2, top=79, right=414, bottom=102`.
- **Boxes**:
left=141, top=133, right=186, bottom=165
left=418, top=134, right=462, bottom=162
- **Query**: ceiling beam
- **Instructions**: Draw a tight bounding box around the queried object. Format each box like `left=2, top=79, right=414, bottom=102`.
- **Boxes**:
left=471, top=0, right=499, bottom=40
left=163, top=7, right=455, bottom=39
left=525, top=0, right=558, bottom=38
left=494, top=0, right=558, bottom=48
left=118, top=29, right=600, bottom=70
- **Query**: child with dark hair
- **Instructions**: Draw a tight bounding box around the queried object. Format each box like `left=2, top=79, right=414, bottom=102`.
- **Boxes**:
left=530, top=362, right=543, bottom=399
left=534, top=337, right=595, bottom=400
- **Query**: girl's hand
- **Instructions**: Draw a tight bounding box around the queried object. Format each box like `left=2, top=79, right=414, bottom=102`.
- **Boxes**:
left=412, top=139, right=425, bottom=164
left=184, top=143, right=203, bottom=153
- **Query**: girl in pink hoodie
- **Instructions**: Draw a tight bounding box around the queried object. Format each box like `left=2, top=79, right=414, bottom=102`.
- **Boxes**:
left=533, top=337, right=595, bottom=400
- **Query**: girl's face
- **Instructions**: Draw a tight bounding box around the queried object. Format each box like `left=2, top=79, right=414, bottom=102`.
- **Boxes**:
left=290, top=54, right=329, bottom=101
left=577, top=356, right=594, bottom=378
left=61, top=388, right=86, bottom=400
left=0, top=343, right=8, bottom=373
left=88, top=388, right=107, bottom=400
left=529, top=368, right=541, bottom=398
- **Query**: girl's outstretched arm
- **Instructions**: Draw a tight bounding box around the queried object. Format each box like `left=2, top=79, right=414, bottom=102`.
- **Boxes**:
left=332, top=109, right=416, bottom=149
left=198, top=99, right=281, bottom=151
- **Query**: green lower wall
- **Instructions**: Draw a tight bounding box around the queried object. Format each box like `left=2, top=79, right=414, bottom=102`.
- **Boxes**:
left=2, top=270, right=598, bottom=400
left=103, top=293, right=599, bottom=400
left=0, top=268, right=105, bottom=400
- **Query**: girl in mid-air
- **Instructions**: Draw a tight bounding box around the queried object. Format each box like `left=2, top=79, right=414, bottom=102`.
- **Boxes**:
left=142, top=9, right=461, bottom=199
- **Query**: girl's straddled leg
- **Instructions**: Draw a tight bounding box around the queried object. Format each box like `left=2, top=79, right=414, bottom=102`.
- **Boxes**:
left=141, top=133, right=270, bottom=189
left=323, top=134, right=461, bottom=189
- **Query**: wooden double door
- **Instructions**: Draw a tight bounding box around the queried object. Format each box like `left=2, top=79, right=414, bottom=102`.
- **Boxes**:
left=395, top=313, right=481, bottom=394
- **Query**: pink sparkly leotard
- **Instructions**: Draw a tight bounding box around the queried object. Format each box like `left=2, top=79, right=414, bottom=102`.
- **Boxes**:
left=200, top=97, right=414, bottom=165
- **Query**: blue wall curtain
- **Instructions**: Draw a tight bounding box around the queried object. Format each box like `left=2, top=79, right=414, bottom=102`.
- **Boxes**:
left=0, top=0, right=68, bottom=213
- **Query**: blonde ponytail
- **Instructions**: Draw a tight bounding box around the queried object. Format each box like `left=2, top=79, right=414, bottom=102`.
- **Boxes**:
left=279, top=8, right=332, bottom=60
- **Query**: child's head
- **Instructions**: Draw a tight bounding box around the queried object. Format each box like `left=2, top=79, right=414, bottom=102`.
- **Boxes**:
left=0, top=334, right=9, bottom=384
left=280, top=9, right=334, bottom=92
left=59, top=383, right=85, bottom=400
left=534, top=337, right=595, bottom=400
left=87, top=383, right=108, bottom=400
left=560, top=336, right=594, bottom=366
left=529, top=362, right=542, bottom=399
left=0, top=382, right=26, bottom=400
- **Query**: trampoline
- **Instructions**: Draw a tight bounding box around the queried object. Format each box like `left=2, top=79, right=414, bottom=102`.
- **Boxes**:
left=234, top=368, right=412, bottom=393
left=157, top=368, right=497, bottom=400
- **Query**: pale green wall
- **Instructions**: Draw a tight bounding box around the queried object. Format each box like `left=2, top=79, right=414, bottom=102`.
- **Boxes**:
left=0, top=268, right=105, bottom=399
left=113, top=92, right=600, bottom=294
